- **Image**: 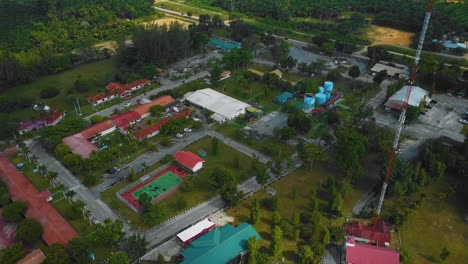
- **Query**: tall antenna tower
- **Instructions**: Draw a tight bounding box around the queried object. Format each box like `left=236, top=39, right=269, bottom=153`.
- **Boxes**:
left=375, top=0, right=436, bottom=216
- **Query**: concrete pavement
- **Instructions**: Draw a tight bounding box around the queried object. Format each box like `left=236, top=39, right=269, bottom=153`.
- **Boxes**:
left=26, top=140, right=132, bottom=232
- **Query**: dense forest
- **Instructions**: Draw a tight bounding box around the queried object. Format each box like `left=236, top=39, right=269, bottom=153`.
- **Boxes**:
left=213, top=0, right=468, bottom=35
left=0, top=0, right=155, bottom=90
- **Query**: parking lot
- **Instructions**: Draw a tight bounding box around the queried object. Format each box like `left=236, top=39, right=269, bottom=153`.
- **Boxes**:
left=419, top=94, right=465, bottom=136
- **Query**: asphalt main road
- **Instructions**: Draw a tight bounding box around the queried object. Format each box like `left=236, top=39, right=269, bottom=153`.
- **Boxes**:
left=26, top=140, right=132, bottom=232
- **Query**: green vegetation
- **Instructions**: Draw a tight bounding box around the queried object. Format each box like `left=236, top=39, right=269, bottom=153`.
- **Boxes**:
left=228, top=166, right=347, bottom=263
left=0, top=0, right=155, bottom=89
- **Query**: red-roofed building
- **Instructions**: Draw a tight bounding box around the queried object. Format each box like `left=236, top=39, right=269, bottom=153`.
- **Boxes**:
left=80, top=120, right=116, bottom=139
left=18, top=110, right=64, bottom=135
left=112, top=111, right=142, bottom=132
left=133, top=110, right=192, bottom=139
left=174, top=151, right=205, bottom=173
left=87, top=93, right=117, bottom=106
left=345, top=236, right=399, bottom=264
left=89, top=79, right=151, bottom=106
left=0, top=159, right=78, bottom=245
left=17, top=249, right=46, bottom=264
left=343, top=220, right=391, bottom=247
left=132, top=95, right=175, bottom=118
left=62, top=120, right=115, bottom=159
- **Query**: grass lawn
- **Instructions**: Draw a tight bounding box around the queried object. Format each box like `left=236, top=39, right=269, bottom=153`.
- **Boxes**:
left=10, top=154, right=50, bottom=191
left=52, top=198, right=95, bottom=235
left=216, top=70, right=281, bottom=112
left=227, top=166, right=341, bottom=263
left=101, top=181, right=152, bottom=230
left=4, top=59, right=118, bottom=122
left=398, top=182, right=468, bottom=264
left=156, top=1, right=229, bottom=20
left=214, top=122, right=295, bottom=160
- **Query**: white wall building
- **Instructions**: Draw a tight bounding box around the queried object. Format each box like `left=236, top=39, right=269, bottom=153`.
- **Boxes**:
left=185, top=88, right=251, bottom=122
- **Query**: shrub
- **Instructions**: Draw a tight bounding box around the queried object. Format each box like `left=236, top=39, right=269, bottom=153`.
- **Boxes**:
left=40, top=86, right=60, bottom=99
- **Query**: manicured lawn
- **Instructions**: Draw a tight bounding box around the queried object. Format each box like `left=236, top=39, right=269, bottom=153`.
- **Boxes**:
left=10, top=155, right=50, bottom=191
left=227, top=166, right=340, bottom=263
left=399, top=182, right=468, bottom=264
left=213, top=122, right=295, bottom=160
left=53, top=199, right=95, bottom=235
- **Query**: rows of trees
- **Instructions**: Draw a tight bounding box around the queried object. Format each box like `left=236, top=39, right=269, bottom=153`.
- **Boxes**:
left=0, top=0, right=155, bottom=90
left=214, top=0, right=467, bottom=36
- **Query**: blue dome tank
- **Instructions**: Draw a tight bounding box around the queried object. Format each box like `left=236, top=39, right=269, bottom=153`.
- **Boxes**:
left=315, top=93, right=326, bottom=106
left=325, top=92, right=331, bottom=100
left=324, top=81, right=334, bottom=92
left=303, top=94, right=315, bottom=110
left=318, top=86, right=324, bottom=94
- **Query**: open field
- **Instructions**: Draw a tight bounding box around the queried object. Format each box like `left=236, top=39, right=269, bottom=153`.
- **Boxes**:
left=399, top=183, right=468, bottom=264
left=141, top=17, right=194, bottom=29
left=227, top=166, right=340, bottom=263
left=367, top=25, right=414, bottom=46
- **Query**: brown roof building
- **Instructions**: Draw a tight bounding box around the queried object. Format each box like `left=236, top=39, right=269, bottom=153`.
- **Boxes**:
left=0, top=158, right=78, bottom=245
left=17, top=249, right=46, bottom=264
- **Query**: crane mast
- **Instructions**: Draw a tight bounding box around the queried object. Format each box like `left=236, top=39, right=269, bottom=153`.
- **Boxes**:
left=375, top=0, right=435, bottom=216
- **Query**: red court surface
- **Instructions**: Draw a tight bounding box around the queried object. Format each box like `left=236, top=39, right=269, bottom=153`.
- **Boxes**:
left=121, top=164, right=190, bottom=211
left=0, top=158, right=78, bottom=245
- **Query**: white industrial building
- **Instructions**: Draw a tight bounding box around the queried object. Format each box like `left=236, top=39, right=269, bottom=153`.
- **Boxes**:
left=371, top=63, right=409, bottom=79
left=385, top=86, right=430, bottom=111
left=185, top=88, right=251, bottom=122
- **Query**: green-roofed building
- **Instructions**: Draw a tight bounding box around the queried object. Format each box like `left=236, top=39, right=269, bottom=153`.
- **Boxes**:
left=210, top=37, right=241, bottom=51
left=181, top=223, right=261, bottom=264
left=276, top=92, right=294, bottom=104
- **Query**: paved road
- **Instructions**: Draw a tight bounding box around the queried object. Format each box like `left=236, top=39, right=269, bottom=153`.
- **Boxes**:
left=26, top=140, right=132, bottom=232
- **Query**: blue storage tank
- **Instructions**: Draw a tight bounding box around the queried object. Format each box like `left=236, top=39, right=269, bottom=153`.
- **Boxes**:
left=315, top=93, right=326, bottom=106
left=303, top=94, right=315, bottom=110
left=324, top=81, right=334, bottom=93
left=318, top=86, right=324, bottom=94
left=325, top=92, right=331, bottom=100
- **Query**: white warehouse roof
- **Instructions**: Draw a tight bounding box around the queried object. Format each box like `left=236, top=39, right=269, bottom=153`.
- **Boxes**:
left=177, top=218, right=215, bottom=243
left=385, top=86, right=429, bottom=110
left=186, top=88, right=251, bottom=120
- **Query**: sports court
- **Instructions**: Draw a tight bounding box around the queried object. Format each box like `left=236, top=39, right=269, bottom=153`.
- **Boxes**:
left=133, top=172, right=182, bottom=200
left=120, top=164, right=189, bottom=211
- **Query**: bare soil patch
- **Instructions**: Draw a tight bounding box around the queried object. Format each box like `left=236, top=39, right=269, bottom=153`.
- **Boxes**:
left=367, top=25, right=414, bottom=46
left=142, top=17, right=193, bottom=29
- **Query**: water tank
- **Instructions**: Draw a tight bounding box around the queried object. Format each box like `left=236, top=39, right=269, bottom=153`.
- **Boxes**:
left=318, top=86, right=324, bottom=94
left=303, top=94, right=315, bottom=110
left=315, top=93, right=326, bottom=106
left=325, top=92, right=331, bottom=100
left=324, top=81, right=334, bottom=93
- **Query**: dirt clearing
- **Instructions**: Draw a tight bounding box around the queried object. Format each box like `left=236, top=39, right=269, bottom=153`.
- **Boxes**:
left=367, top=25, right=414, bottom=46
left=141, top=17, right=193, bottom=29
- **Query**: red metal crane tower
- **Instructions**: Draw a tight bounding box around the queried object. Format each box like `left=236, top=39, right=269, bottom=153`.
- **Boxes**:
left=375, top=0, right=436, bottom=216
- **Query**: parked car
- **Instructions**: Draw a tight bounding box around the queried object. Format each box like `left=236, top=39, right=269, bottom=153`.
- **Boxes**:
left=124, top=102, right=132, bottom=107
left=184, top=128, right=192, bottom=132
left=176, top=133, right=183, bottom=138
left=459, top=118, right=468, bottom=125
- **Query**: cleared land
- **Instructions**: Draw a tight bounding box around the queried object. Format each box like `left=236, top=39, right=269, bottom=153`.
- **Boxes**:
left=399, top=183, right=468, bottom=264
left=367, top=25, right=414, bottom=46
left=141, top=17, right=194, bottom=28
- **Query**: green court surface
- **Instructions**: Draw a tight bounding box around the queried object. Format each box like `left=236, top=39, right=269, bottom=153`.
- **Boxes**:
left=133, top=172, right=183, bottom=200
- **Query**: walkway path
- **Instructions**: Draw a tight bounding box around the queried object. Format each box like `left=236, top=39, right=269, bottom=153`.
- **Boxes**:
left=26, top=140, right=132, bottom=232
